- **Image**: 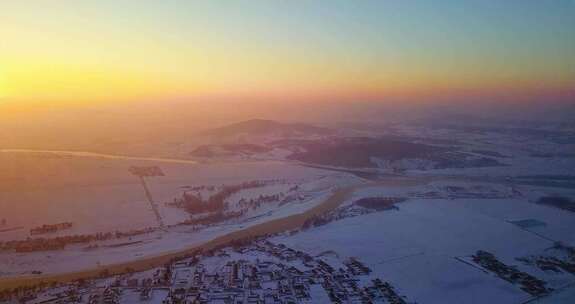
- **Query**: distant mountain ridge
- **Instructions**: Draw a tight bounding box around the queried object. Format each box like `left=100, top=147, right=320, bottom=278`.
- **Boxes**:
left=203, top=119, right=333, bottom=137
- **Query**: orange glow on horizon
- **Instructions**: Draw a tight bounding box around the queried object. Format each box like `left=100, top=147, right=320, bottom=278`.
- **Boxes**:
left=1, top=1, right=573, bottom=108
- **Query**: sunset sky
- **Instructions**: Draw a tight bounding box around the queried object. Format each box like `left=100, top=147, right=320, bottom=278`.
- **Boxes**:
left=1, top=0, right=574, bottom=106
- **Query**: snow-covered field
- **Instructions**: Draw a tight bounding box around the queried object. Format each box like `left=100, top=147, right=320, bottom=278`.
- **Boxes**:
left=270, top=184, right=575, bottom=304
left=0, top=151, right=365, bottom=277
left=0, top=152, right=332, bottom=241
left=6, top=178, right=574, bottom=303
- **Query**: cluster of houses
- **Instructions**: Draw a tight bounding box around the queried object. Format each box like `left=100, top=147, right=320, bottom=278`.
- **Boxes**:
left=366, top=279, right=409, bottom=304
left=6, top=240, right=413, bottom=304
left=88, top=288, right=120, bottom=304
left=517, top=242, right=575, bottom=276
left=524, top=255, right=575, bottom=274
left=472, top=250, right=551, bottom=296
left=30, top=222, right=73, bottom=235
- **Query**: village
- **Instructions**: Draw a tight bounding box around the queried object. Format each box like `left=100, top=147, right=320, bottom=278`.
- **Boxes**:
left=1, top=238, right=414, bottom=304
left=471, top=250, right=551, bottom=296
left=30, top=223, right=73, bottom=236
